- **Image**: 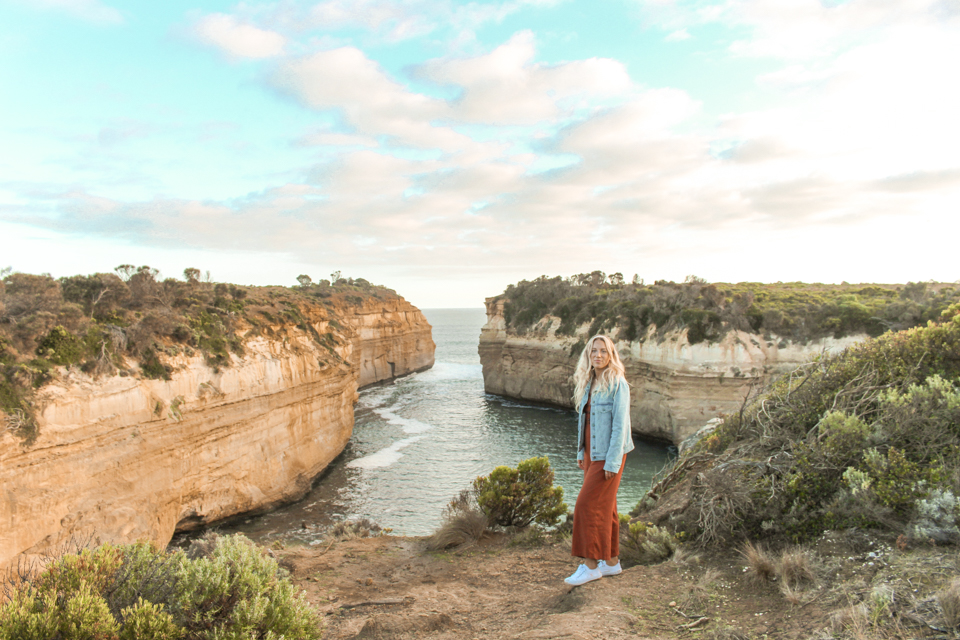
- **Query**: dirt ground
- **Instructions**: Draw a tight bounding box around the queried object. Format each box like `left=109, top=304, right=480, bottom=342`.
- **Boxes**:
left=274, top=530, right=959, bottom=640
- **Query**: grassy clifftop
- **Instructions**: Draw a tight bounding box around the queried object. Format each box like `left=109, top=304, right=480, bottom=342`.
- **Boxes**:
left=0, top=266, right=398, bottom=440
left=637, top=303, right=960, bottom=546
left=498, top=273, right=959, bottom=345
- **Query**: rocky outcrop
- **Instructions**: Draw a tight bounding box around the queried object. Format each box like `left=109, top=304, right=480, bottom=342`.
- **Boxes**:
left=0, top=295, right=433, bottom=570
left=479, top=297, right=864, bottom=445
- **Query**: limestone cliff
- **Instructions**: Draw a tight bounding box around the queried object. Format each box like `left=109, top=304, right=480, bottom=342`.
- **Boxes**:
left=479, top=297, right=864, bottom=445
left=0, top=295, right=433, bottom=570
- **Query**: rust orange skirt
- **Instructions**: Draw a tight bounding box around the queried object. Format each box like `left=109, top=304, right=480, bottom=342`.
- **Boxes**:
left=571, top=420, right=626, bottom=561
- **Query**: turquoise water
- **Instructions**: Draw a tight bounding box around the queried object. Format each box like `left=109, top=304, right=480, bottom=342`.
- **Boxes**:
left=213, top=309, right=674, bottom=544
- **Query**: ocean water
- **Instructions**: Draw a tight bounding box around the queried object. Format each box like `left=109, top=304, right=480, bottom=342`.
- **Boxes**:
left=213, top=308, right=674, bottom=544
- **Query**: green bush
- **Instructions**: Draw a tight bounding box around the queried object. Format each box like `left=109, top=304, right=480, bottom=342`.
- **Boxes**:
left=621, top=521, right=678, bottom=564
left=172, top=535, right=322, bottom=640
left=473, top=456, right=568, bottom=528
left=0, top=535, right=323, bottom=640
left=119, top=599, right=183, bottom=640
left=646, top=312, right=960, bottom=544
left=0, top=268, right=397, bottom=443
left=497, top=275, right=960, bottom=345
left=35, top=325, right=86, bottom=366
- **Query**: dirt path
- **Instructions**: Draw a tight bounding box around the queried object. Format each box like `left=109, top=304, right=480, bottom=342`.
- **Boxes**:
left=278, top=534, right=843, bottom=639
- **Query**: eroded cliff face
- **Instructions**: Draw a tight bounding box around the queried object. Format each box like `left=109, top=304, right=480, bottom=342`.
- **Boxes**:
left=479, top=297, right=864, bottom=445
left=0, top=295, right=433, bottom=570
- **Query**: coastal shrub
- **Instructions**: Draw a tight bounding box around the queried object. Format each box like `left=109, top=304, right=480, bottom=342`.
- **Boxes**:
left=643, top=310, right=960, bottom=544
left=118, top=598, right=183, bottom=640
left=172, top=534, right=322, bottom=640
left=620, top=521, right=677, bottom=564
left=498, top=275, right=960, bottom=345
left=34, top=325, right=86, bottom=366
left=473, top=456, right=567, bottom=528
left=909, top=489, right=960, bottom=544
left=0, top=535, right=323, bottom=640
left=0, top=268, right=397, bottom=442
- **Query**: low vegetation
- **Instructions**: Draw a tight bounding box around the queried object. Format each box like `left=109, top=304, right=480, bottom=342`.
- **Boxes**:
left=428, top=457, right=568, bottom=550
left=0, top=266, right=395, bottom=442
left=0, top=534, right=323, bottom=640
left=473, top=456, right=568, bottom=528
left=636, top=303, right=960, bottom=548
left=497, top=273, right=959, bottom=346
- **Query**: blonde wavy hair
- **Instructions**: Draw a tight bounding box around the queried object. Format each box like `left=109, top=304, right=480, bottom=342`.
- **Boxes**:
left=573, top=335, right=626, bottom=408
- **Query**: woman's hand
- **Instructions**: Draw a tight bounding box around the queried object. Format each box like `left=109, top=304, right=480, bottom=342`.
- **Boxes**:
left=604, top=470, right=614, bottom=480
left=577, top=458, right=585, bottom=470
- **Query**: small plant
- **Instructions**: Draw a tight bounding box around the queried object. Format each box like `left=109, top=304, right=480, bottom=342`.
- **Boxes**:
left=777, top=547, right=817, bottom=589
left=35, top=325, right=86, bottom=366
left=866, top=585, right=895, bottom=626
left=937, top=578, right=960, bottom=631
left=172, top=534, right=322, bottom=639
left=0, top=535, right=323, bottom=640
left=118, top=598, right=183, bottom=640
left=622, top=521, right=677, bottom=564
left=330, top=518, right=389, bottom=540
left=427, top=489, right=489, bottom=551
left=739, top=541, right=775, bottom=585
left=168, top=396, right=185, bottom=422
left=910, top=489, right=960, bottom=544
left=473, top=457, right=567, bottom=528
left=701, top=625, right=750, bottom=640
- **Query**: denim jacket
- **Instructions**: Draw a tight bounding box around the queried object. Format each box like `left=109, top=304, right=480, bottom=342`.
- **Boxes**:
left=576, top=377, right=634, bottom=474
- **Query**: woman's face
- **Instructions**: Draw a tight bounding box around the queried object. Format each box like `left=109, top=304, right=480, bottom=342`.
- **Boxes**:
left=590, top=339, right=611, bottom=370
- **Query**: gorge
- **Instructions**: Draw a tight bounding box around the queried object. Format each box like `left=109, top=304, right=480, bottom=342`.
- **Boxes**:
left=479, top=296, right=864, bottom=445
left=0, top=291, right=434, bottom=571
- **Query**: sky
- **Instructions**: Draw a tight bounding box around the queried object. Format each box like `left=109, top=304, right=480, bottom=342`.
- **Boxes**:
left=1, top=0, right=958, bottom=309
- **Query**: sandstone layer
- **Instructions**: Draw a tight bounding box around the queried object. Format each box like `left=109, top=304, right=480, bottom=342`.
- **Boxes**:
left=0, top=295, right=433, bottom=570
left=479, top=297, right=864, bottom=445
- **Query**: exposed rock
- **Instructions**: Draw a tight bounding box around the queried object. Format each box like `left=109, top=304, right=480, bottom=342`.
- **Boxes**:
left=479, top=296, right=864, bottom=445
left=0, top=295, right=433, bottom=570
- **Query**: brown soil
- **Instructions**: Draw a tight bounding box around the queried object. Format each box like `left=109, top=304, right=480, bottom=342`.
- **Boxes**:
left=275, top=530, right=960, bottom=639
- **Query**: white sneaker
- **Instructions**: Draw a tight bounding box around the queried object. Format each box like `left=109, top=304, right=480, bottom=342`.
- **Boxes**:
left=598, top=560, right=622, bottom=576
left=564, top=564, right=602, bottom=586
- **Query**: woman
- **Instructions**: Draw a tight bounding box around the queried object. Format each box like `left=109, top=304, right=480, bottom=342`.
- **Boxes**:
left=564, top=335, right=634, bottom=586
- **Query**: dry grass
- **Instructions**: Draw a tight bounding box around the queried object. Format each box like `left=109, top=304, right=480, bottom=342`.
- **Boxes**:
left=937, top=577, right=960, bottom=630
left=779, top=580, right=802, bottom=605
left=777, top=547, right=818, bottom=588
left=739, top=540, right=776, bottom=585
left=669, top=546, right=702, bottom=567
left=828, top=601, right=913, bottom=640
left=700, top=626, right=750, bottom=640
left=426, top=490, right=489, bottom=551
left=426, top=511, right=488, bottom=550
left=331, top=518, right=387, bottom=541
left=693, top=468, right=755, bottom=547
left=678, top=568, right=720, bottom=614
left=829, top=604, right=871, bottom=638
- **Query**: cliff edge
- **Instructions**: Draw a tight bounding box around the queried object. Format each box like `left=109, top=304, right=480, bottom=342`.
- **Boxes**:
left=479, top=296, right=862, bottom=444
left=0, top=292, right=434, bottom=570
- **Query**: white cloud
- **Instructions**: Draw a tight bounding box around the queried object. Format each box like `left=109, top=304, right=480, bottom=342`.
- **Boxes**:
left=7, top=12, right=960, bottom=306
left=419, top=31, right=632, bottom=125
left=296, top=130, right=380, bottom=148
left=291, top=0, right=557, bottom=42
left=25, top=0, right=123, bottom=24
left=636, top=0, right=960, bottom=61
left=192, top=13, right=287, bottom=59
left=665, top=28, right=691, bottom=41
left=274, top=47, right=470, bottom=150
